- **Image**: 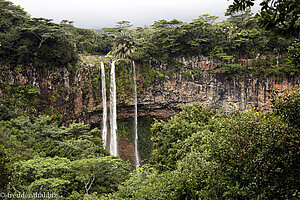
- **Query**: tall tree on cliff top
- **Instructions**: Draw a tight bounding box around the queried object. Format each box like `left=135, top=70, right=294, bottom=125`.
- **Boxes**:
left=23, top=18, right=68, bottom=48
left=0, top=0, right=29, bottom=62
left=227, top=0, right=300, bottom=36
left=0, top=0, right=78, bottom=66
left=105, top=21, right=135, bottom=60
left=109, top=31, right=135, bottom=60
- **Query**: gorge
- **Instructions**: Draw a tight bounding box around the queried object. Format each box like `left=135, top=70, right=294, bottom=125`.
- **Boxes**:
left=0, top=56, right=298, bottom=164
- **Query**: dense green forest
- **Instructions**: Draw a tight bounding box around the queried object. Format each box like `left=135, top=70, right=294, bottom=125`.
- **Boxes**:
left=1, top=0, right=299, bottom=77
left=113, top=89, right=299, bottom=200
left=0, top=0, right=299, bottom=199
left=1, top=88, right=299, bottom=199
left=0, top=0, right=112, bottom=67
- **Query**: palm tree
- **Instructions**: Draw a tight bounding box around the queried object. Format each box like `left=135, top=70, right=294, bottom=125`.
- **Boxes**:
left=109, top=31, right=135, bottom=60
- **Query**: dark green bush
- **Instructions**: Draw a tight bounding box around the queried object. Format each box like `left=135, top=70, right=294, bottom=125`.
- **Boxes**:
left=116, top=91, right=300, bottom=199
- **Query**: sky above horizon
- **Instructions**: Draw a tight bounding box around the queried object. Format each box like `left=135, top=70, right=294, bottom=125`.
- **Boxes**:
left=10, top=0, right=261, bottom=29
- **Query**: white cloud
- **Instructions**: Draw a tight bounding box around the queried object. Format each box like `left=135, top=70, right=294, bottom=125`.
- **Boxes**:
left=10, top=0, right=260, bottom=29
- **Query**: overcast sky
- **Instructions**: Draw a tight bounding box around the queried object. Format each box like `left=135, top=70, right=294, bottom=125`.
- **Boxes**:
left=10, top=0, right=260, bottom=29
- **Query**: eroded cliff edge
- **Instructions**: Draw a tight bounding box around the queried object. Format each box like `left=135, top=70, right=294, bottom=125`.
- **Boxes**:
left=0, top=57, right=298, bottom=125
left=1, top=57, right=298, bottom=164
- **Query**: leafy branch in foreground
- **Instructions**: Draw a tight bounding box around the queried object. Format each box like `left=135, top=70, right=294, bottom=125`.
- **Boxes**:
left=227, top=0, right=300, bottom=36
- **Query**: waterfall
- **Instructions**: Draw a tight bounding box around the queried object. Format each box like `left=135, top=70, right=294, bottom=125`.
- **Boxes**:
left=110, top=61, right=118, bottom=156
left=133, top=61, right=139, bottom=166
left=101, top=61, right=107, bottom=147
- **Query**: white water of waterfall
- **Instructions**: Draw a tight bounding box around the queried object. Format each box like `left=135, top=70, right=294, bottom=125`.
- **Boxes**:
left=110, top=61, right=118, bottom=156
left=101, top=61, right=107, bottom=147
left=133, top=61, right=139, bottom=166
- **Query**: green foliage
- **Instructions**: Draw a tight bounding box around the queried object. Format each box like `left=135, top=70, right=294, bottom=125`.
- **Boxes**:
left=70, top=156, right=132, bottom=195
left=9, top=155, right=132, bottom=198
left=116, top=165, right=183, bottom=200
left=0, top=0, right=29, bottom=63
left=157, top=73, right=165, bottom=80
left=193, top=110, right=299, bottom=199
left=0, top=105, right=15, bottom=121
left=0, top=0, right=78, bottom=67
left=271, top=87, right=300, bottom=129
left=151, top=104, right=214, bottom=170
left=288, top=39, right=300, bottom=67
left=126, top=11, right=298, bottom=79
left=71, top=28, right=113, bottom=55
left=147, top=19, right=185, bottom=62
left=0, top=0, right=80, bottom=67
left=114, top=59, right=135, bottom=102
left=2, top=0, right=299, bottom=79
left=137, top=117, right=154, bottom=163
left=23, top=18, right=68, bottom=49
left=219, top=64, right=246, bottom=78
left=1, top=112, right=132, bottom=199
left=48, top=138, right=106, bottom=160
left=139, top=65, right=157, bottom=88
left=109, top=31, right=135, bottom=60
left=117, top=119, right=132, bottom=140
left=0, top=145, right=12, bottom=190
left=0, top=0, right=113, bottom=67
left=215, top=53, right=246, bottom=78
left=116, top=92, right=300, bottom=199
left=250, top=55, right=298, bottom=78
left=0, top=83, right=41, bottom=115
left=227, top=0, right=300, bottom=36
left=11, top=156, right=71, bottom=193
left=181, top=15, right=220, bottom=57
left=0, top=115, right=108, bottom=161
left=105, top=21, right=135, bottom=60
left=191, top=68, right=202, bottom=80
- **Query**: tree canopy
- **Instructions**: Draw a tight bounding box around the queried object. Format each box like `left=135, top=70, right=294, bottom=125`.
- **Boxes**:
left=0, top=113, right=132, bottom=199
left=1, top=0, right=299, bottom=78
left=0, top=0, right=113, bottom=67
left=115, top=90, right=300, bottom=199
left=227, top=0, right=300, bottom=36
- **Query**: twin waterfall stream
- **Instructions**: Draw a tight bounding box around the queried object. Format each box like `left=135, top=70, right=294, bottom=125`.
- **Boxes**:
left=100, top=62, right=107, bottom=147
left=100, top=60, right=139, bottom=166
left=109, top=61, right=118, bottom=157
left=133, top=61, right=139, bottom=166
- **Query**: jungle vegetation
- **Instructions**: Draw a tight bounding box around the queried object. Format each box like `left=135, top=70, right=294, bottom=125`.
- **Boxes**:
left=1, top=0, right=299, bottom=77
left=0, top=0, right=299, bottom=199
left=1, top=86, right=299, bottom=199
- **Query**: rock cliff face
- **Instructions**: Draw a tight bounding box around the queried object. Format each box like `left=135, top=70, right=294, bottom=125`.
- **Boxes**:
left=0, top=57, right=298, bottom=123
left=137, top=73, right=297, bottom=116
left=0, top=57, right=298, bottom=164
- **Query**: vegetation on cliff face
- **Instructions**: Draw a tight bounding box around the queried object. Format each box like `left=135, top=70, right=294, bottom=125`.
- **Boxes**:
left=96, top=13, right=299, bottom=85
left=132, top=12, right=299, bottom=78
